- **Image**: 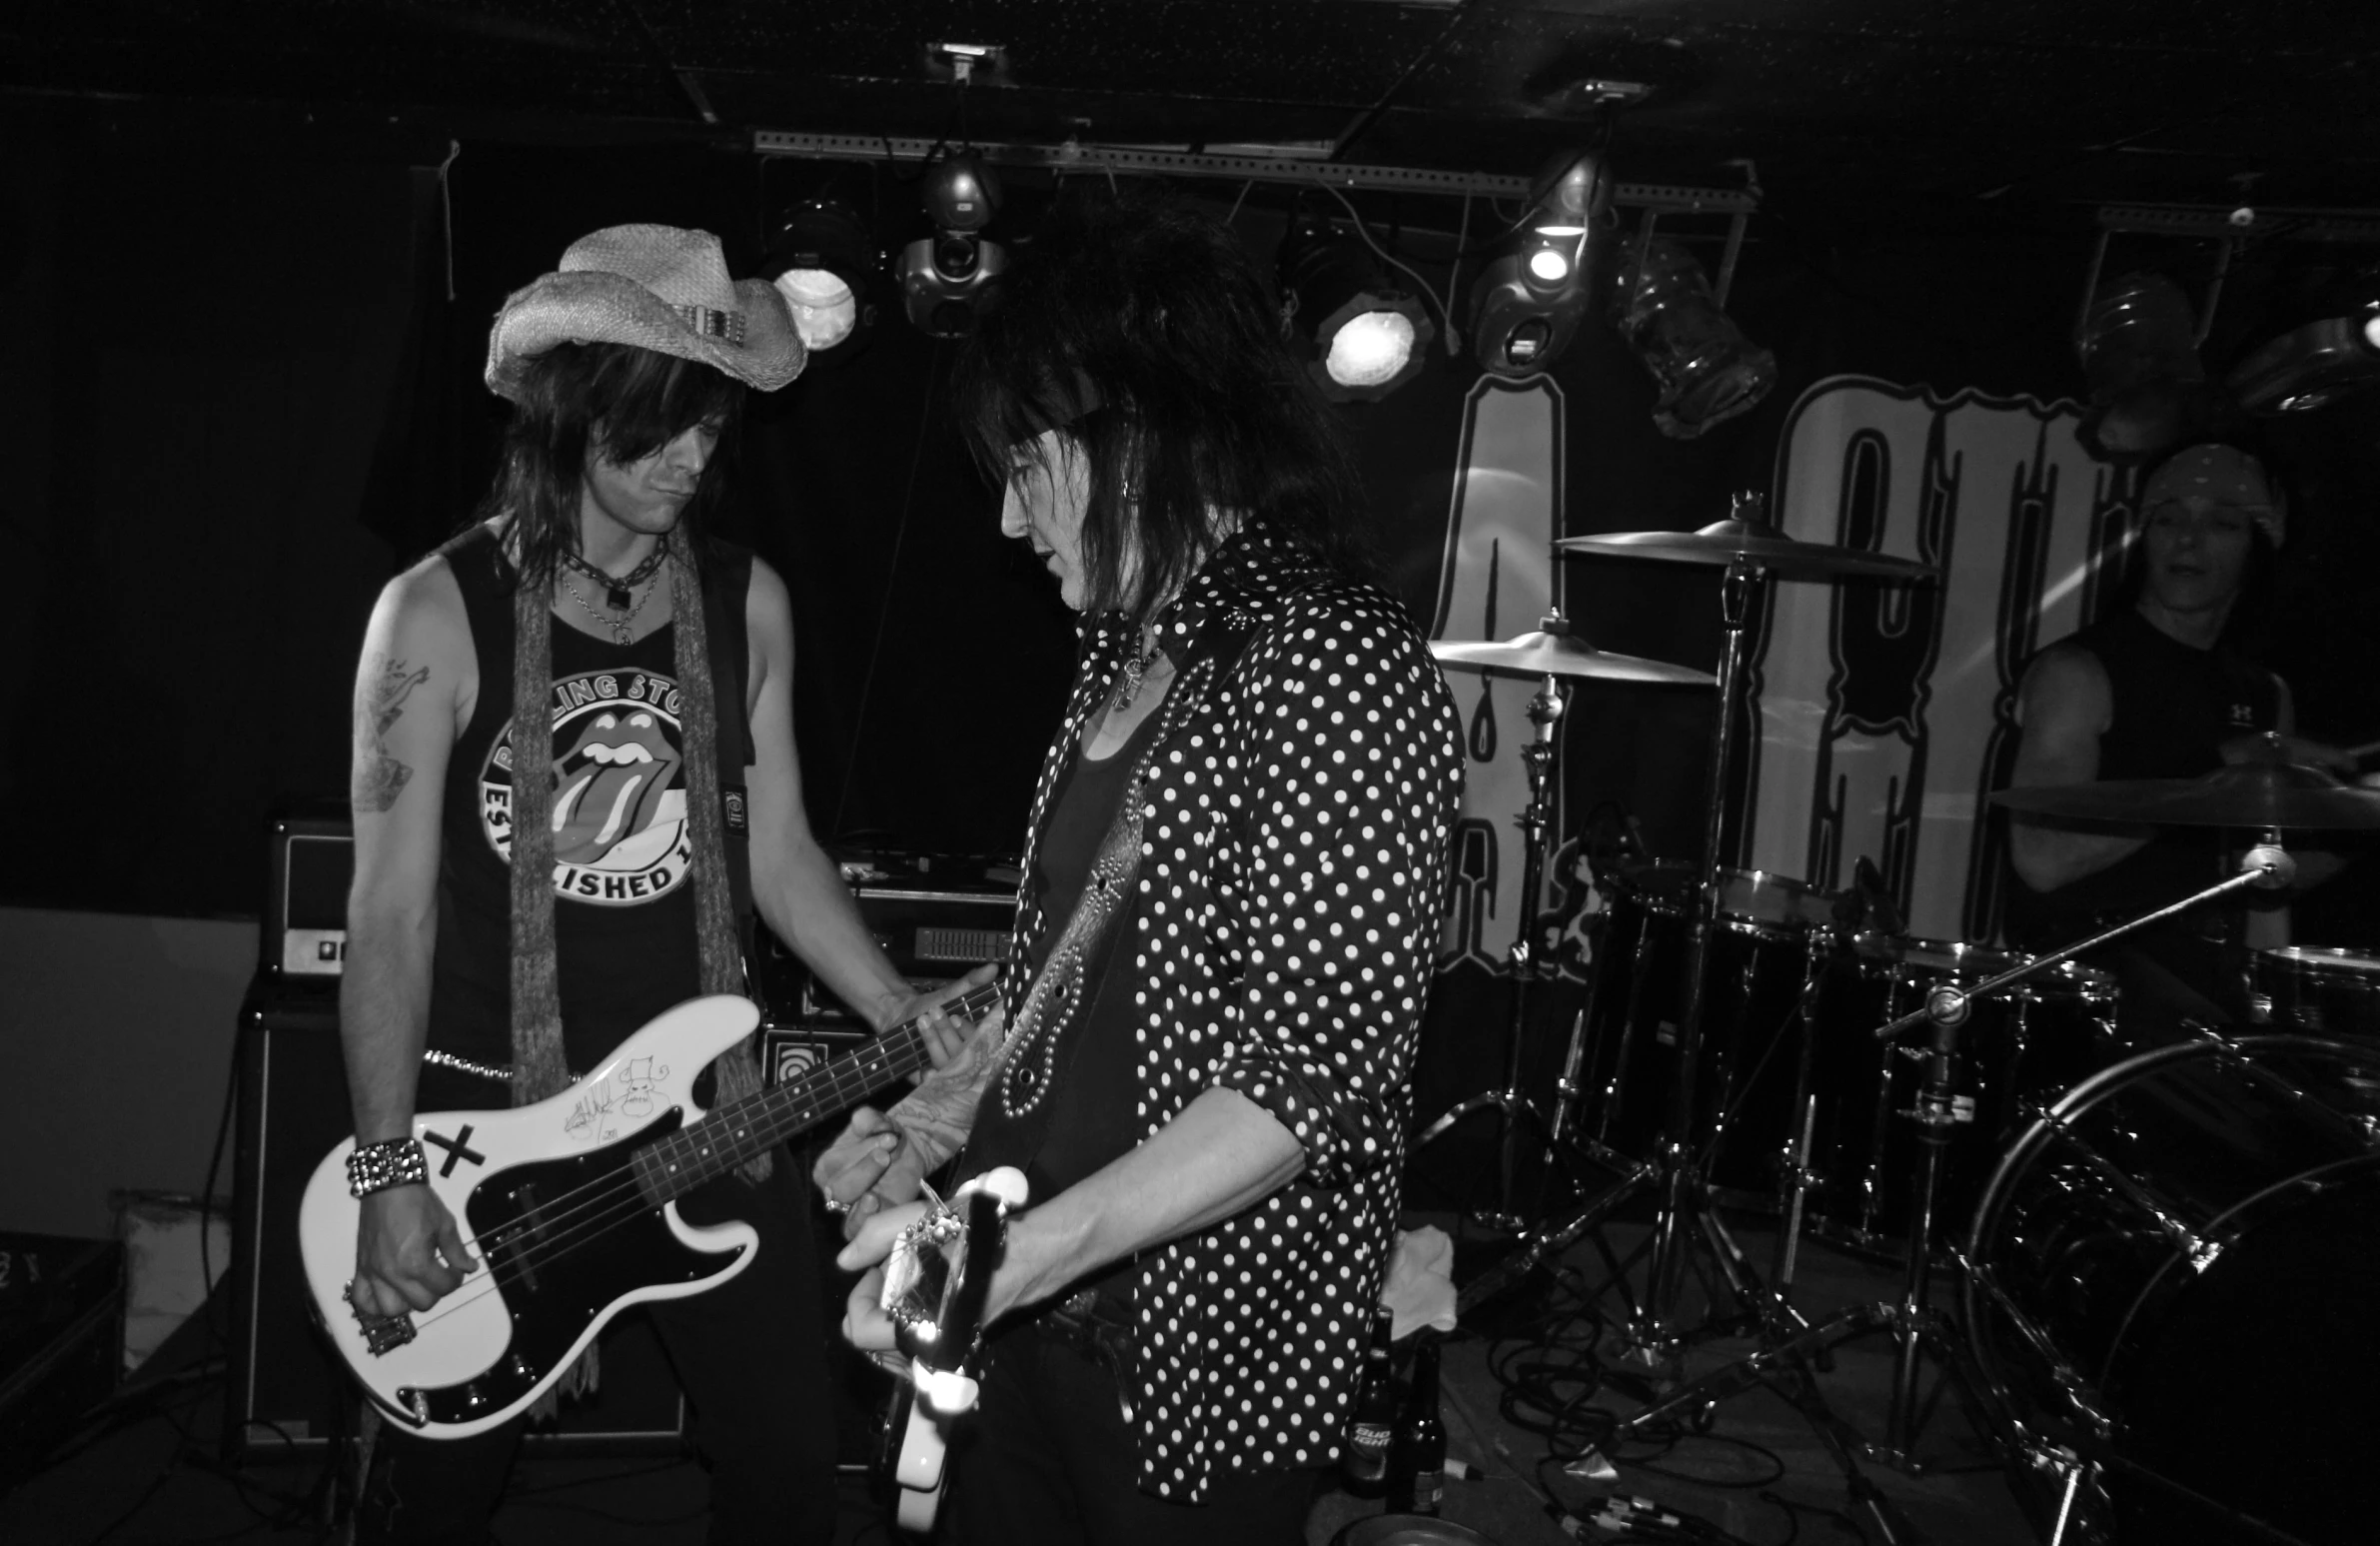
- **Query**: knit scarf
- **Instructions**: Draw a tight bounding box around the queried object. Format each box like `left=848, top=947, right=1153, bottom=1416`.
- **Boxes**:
left=505, top=542, right=769, bottom=1174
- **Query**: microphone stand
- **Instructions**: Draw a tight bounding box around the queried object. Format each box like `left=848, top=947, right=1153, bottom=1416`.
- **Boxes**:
left=1567, top=839, right=2300, bottom=1532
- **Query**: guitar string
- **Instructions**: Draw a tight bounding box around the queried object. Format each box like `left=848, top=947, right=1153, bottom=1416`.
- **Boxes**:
left=404, top=1033, right=932, bottom=1334
left=390, top=984, right=1005, bottom=1341
left=467, top=982, right=1002, bottom=1264
left=457, top=1001, right=970, bottom=1289
left=459, top=981, right=999, bottom=1257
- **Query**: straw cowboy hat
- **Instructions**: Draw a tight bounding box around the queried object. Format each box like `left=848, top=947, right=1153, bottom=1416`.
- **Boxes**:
left=486, top=224, right=805, bottom=400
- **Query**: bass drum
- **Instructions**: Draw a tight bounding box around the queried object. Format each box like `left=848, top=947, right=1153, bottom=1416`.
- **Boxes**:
left=1963, top=1036, right=2380, bottom=1545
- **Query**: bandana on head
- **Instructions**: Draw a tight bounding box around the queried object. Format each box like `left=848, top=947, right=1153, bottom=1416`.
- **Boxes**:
left=2140, top=444, right=2285, bottom=548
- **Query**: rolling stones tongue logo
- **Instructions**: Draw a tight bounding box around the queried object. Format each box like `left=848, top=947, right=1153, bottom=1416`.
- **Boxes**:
left=480, top=669, right=694, bottom=906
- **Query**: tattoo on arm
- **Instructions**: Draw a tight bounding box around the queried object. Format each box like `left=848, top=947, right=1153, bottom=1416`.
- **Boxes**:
left=884, top=1028, right=1004, bottom=1172
left=353, top=653, right=431, bottom=814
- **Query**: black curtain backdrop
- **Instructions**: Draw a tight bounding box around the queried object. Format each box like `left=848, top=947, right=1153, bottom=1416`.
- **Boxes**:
left=9, top=107, right=2376, bottom=1041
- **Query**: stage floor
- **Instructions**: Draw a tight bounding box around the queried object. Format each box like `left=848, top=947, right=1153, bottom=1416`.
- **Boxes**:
left=1, top=1210, right=2039, bottom=1545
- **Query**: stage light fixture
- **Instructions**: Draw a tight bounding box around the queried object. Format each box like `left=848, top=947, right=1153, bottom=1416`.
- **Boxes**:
left=2073, top=272, right=2211, bottom=462
left=900, top=152, right=1007, bottom=339
left=1276, top=212, right=1436, bottom=401
left=1467, top=148, right=1612, bottom=379
left=2226, top=303, right=2380, bottom=414
left=762, top=199, right=882, bottom=361
left=1615, top=237, right=1777, bottom=439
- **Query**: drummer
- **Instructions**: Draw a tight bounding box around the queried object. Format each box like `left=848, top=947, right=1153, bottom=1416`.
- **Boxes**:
left=2003, top=441, right=2351, bottom=1032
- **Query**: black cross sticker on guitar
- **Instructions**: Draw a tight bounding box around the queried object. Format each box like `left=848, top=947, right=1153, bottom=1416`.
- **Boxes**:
left=423, top=1125, right=487, bottom=1177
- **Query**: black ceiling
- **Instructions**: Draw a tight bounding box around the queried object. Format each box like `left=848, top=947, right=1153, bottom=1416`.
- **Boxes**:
left=9, top=0, right=2380, bottom=209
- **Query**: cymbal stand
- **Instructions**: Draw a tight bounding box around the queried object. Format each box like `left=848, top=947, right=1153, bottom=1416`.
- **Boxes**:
left=1415, top=659, right=1576, bottom=1230
left=1569, top=842, right=2303, bottom=1520
left=1628, top=543, right=1803, bottom=1356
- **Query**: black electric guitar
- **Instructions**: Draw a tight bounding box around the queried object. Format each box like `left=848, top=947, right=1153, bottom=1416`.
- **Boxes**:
left=298, top=984, right=1001, bottom=1437
left=877, top=1166, right=1027, bottom=1533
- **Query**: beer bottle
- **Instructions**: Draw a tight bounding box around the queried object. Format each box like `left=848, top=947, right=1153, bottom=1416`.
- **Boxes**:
left=1340, top=1306, right=1397, bottom=1494
left=1383, top=1339, right=1446, bottom=1515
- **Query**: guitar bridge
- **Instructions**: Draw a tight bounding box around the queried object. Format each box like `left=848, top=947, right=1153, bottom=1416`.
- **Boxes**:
left=359, top=1310, right=417, bottom=1356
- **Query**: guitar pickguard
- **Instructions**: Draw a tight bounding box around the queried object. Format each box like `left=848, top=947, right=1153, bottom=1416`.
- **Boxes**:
left=390, top=1113, right=742, bottom=1428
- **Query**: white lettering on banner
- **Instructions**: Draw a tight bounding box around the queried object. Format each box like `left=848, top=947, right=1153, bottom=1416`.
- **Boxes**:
left=1429, top=377, right=1570, bottom=975
left=1744, top=376, right=2136, bottom=944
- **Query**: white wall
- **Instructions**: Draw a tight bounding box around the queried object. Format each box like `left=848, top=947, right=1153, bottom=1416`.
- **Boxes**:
left=0, top=906, right=258, bottom=1239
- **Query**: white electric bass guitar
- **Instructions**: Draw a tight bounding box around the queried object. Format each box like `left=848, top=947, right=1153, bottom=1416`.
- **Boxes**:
left=297, top=986, right=999, bottom=1438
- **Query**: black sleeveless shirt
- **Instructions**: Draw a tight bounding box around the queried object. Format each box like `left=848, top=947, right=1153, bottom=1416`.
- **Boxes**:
left=2005, top=607, right=2281, bottom=948
left=425, top=527, right=755, bottom=1074
left=961, top=709, right=1163, bottom=1210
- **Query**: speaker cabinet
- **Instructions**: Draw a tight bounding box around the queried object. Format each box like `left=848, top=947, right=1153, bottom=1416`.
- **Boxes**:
left=227, top=1001, right=687, bottom=1458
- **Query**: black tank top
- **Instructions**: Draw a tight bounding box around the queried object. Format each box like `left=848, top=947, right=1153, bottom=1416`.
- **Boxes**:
left=2006, top=607, right=2280, bottom=947
left=425, top=527, right=755, bottom=1074
left=962, top=708, right=1163, bottom=1213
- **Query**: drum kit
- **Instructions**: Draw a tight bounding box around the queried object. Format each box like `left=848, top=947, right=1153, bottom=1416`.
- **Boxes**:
left=1425, top=494, right=2380, bottom=1546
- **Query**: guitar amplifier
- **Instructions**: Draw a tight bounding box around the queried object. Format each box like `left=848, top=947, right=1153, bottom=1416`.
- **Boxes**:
left=751, top=851, right=1019, bottom=1027
left=265, top=807, right=355, bottom=982
left=0, top=1235, right=124, bottom=1492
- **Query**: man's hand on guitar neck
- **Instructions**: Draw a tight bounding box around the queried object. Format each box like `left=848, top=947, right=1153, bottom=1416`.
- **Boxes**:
left=352, top=1183, right=480, bottom=1318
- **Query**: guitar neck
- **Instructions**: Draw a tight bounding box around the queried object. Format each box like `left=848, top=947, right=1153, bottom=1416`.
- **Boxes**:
left=632, top=983, right=1004, bottom=1199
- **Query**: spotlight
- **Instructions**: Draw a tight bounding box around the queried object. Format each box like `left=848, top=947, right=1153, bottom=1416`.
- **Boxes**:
left=920, top=151, right=1001, bottom=233
left=2074, top=273, right=2211, bottom=462
left=1468, top=148, right=1612, bottom=378
left=1276, top=213, right=1435, bottom=401
left=899, top=232, right=1007, bottom=339
left=900, top=152, right=1007, bottom=339
left=2227, top=305, right=2380, bottom=414
left=762, top=199, right=882, bottom=361
left=1615, top=238, right=1777, bottom=439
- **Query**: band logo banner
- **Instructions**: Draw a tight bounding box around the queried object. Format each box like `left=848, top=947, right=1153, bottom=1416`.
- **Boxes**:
left=1741, top=375, right=2139, bottom=945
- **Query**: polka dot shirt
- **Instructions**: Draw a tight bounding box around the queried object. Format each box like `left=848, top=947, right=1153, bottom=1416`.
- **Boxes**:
left=1003, top=526, right=1465, bottom=1501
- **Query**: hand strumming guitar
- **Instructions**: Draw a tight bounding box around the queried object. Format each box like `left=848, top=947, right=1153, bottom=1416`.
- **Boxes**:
left=352, top=1183, right=480, bottom=1319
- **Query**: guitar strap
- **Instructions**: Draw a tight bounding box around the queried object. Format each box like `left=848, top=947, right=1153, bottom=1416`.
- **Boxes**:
left=982, top=607, right=1260, bottom=1174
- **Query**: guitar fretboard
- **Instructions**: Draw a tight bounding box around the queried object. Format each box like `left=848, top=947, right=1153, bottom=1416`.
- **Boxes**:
left=626, top=983, right=1005, bottom=1200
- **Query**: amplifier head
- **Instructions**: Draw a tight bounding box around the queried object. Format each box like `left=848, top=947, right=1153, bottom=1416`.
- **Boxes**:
left=266, top=812, right=353, bottom=980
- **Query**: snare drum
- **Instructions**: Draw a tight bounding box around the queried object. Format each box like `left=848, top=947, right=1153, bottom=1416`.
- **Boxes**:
left=1965, top=1037, right=2380, bottom=1545
left=1573, top=863, right=1837, bottom=1197
left=1804, top=938, right=2117, bottom=1252
left=2249, top=945, right=2380, bottom=1039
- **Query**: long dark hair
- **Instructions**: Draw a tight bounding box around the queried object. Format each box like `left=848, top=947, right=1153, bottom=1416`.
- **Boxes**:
left=952, top=192, right=1370, bottom=622
left=476, top=341, right=746, bottom=585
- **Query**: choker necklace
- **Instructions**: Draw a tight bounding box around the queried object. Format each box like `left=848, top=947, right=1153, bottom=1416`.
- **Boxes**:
left=560, top=563, right=662, bottom=646
left=560, top=542, right=669, bottom=612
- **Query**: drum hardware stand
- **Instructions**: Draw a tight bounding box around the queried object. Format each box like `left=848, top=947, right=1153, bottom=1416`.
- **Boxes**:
left=1631, top=531, right=1787, bottom=1359
left=1416, top=654, right=1582, bottom=1231
left=1564, top=841, right=2309, bottom=1535
left=1769, top=1092, right=1820, bottom=1300
left=1473, top=528, right=1811, bottom=1354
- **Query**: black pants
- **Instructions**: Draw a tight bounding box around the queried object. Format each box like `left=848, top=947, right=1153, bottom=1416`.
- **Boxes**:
left=357, top=1157, right=840, bottom=1545
left=944, top=1320, right=1316, bottom=1546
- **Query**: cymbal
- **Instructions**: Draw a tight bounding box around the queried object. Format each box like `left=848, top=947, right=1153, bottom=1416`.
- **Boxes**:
left=1991, top=761, right=2380, bottom=829
left=1430, top=631, right=1716, bottom=688
left=1556, top=518, right=1939, bottom=581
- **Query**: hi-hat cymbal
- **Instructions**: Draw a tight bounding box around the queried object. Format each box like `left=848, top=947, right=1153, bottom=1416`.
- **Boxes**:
left=1557, top=518, right=1939, bottom=581
left=1430, top=631, right=1716, bottom=688
left=1991, top=760, right=2380, bottom=829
